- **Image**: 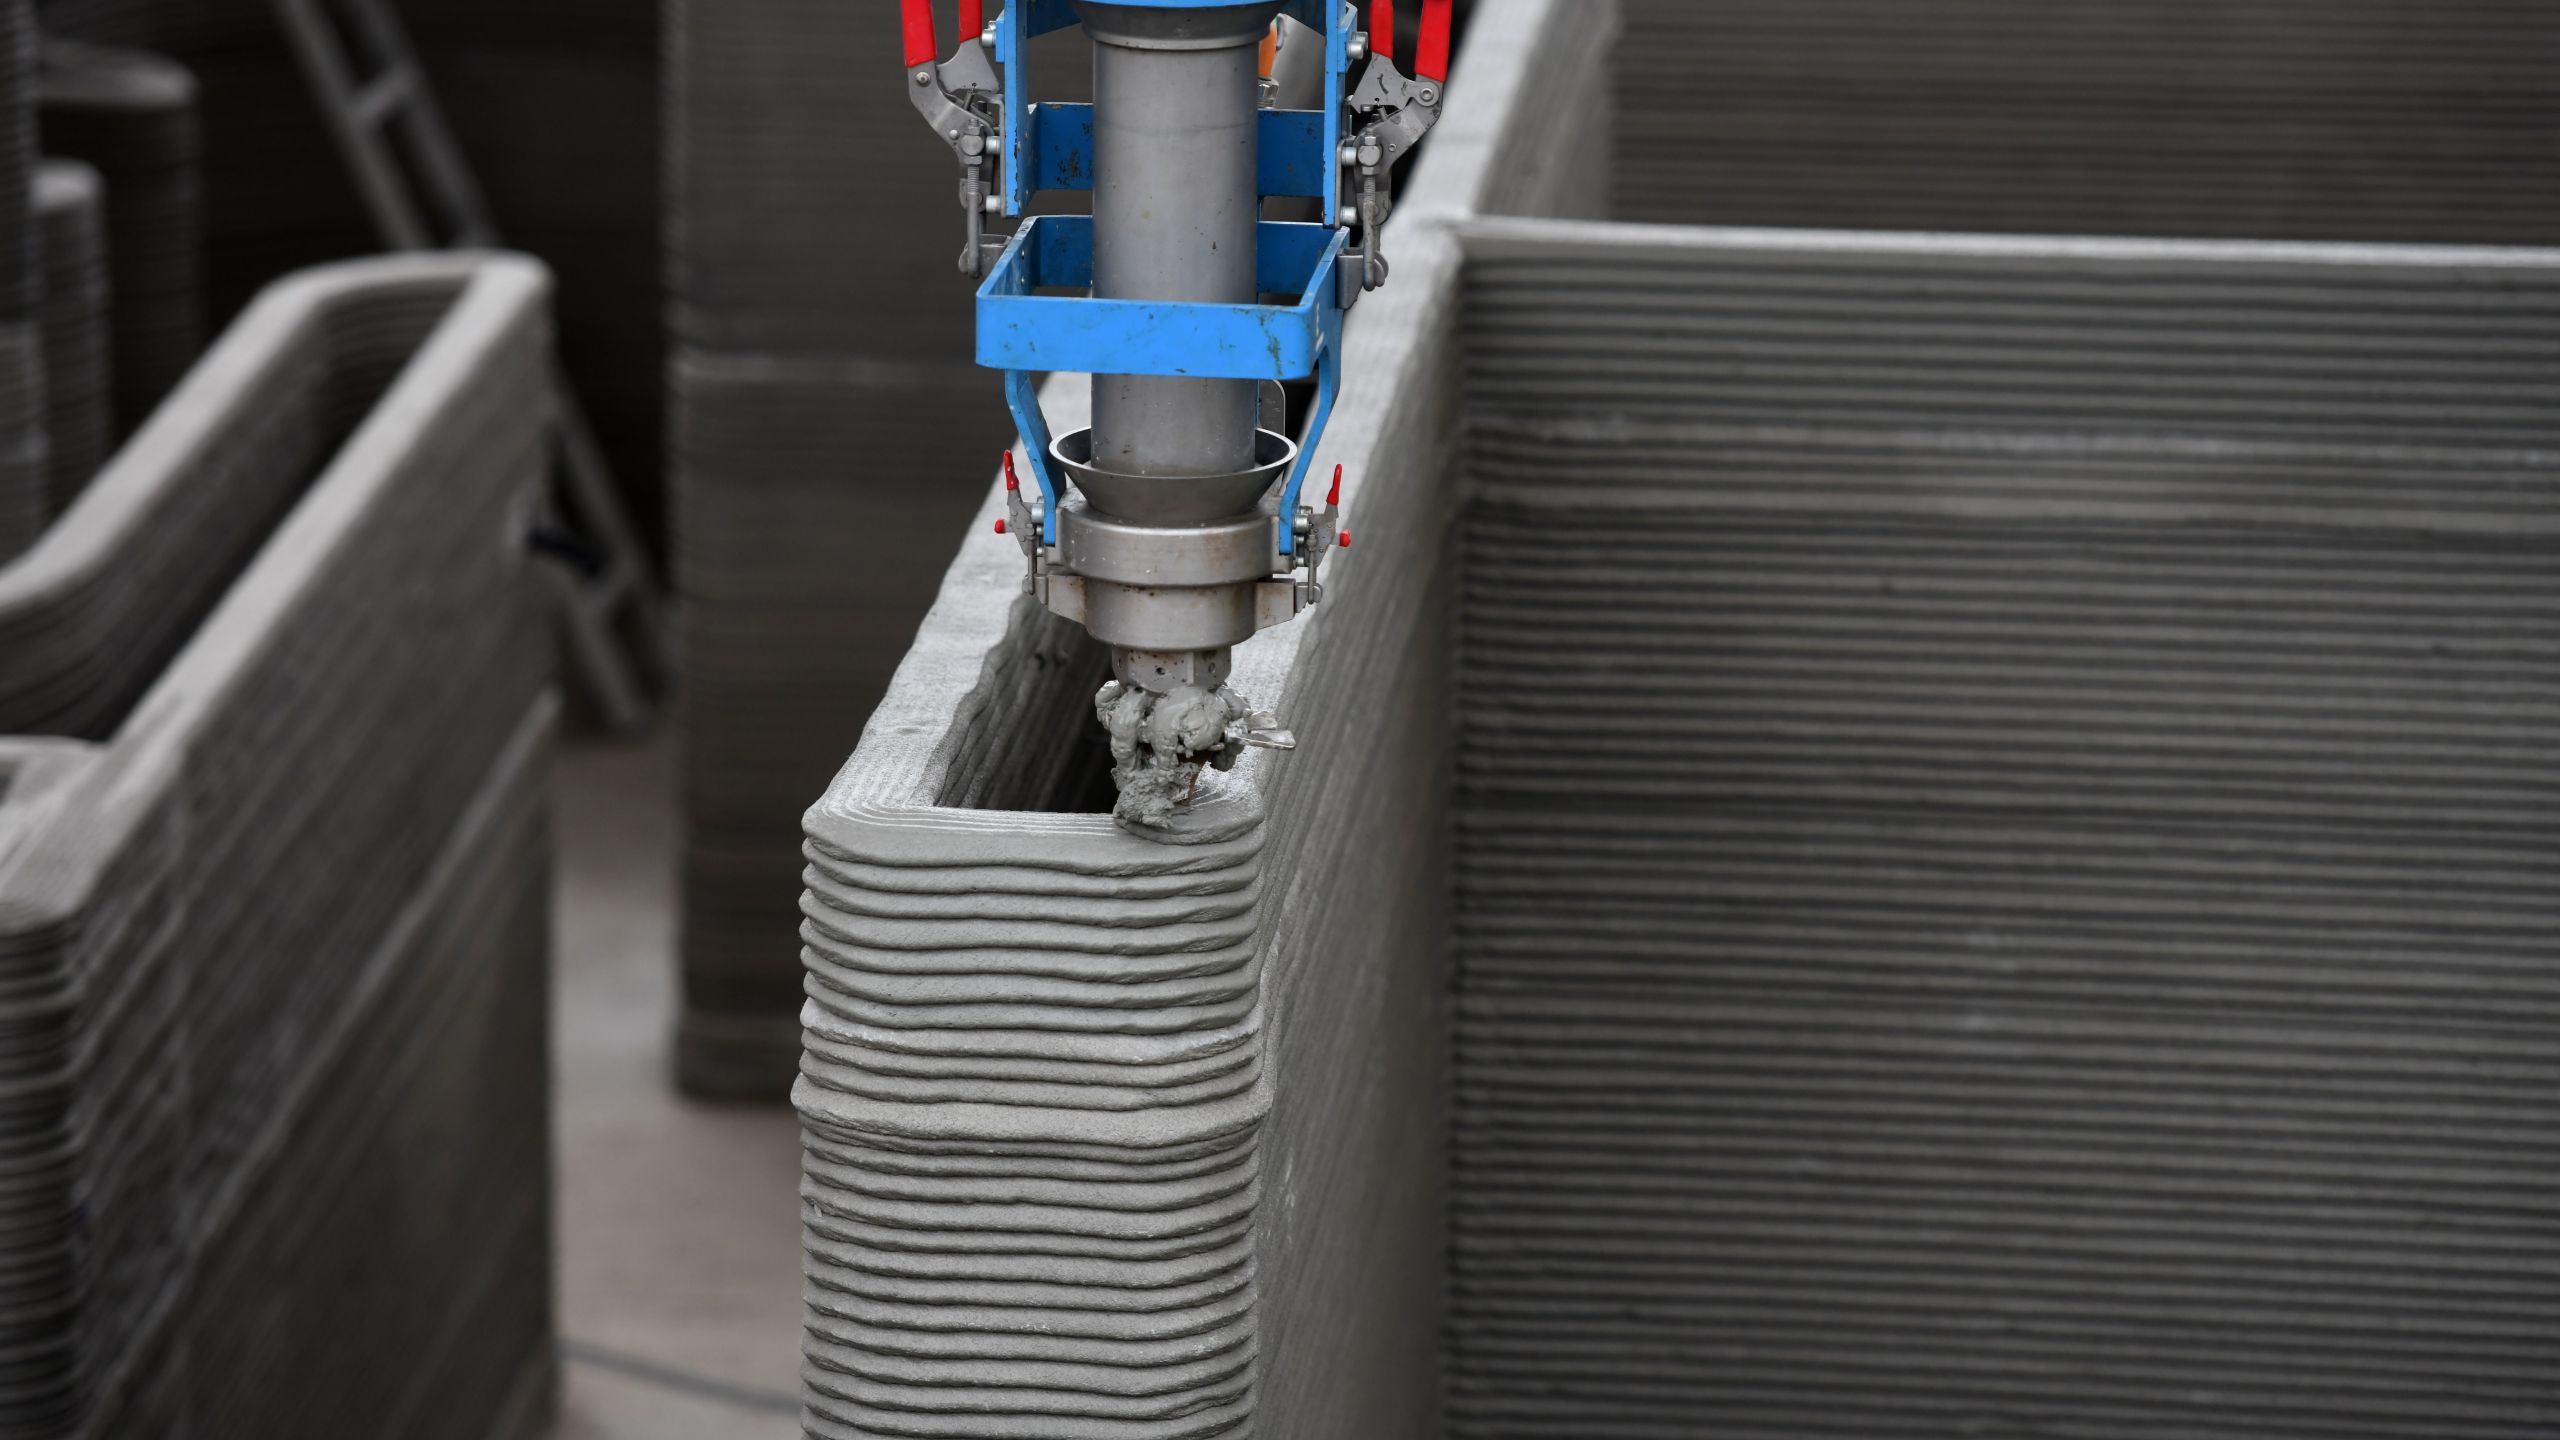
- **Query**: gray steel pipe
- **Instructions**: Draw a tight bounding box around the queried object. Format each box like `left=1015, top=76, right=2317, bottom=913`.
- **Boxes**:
left=1077, top=2, right=1281, bottom=492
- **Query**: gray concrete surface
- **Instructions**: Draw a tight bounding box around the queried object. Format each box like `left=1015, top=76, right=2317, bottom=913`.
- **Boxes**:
left=1440, top=221, right=2560, bottom=1438
left=548, top=735, right=802, bottom=1440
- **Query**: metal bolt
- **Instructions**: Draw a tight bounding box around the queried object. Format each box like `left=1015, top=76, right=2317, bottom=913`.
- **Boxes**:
left=980, top=23, right=997, bottom=47
left=1338, top=205, right=1359, bottom=226
left=914, top=70, right=931, bottom=86
left=1348, top=31, right=1368, bottom=61
left=1418, top=86, right=1439, bottom=105
left=1340, top=143, right=1361, bottom=166
left=984, top=194, right=1004, bottom=215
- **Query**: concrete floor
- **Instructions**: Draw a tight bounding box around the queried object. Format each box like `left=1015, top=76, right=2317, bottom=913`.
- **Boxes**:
left=545, top=736, right=804, bottom=1439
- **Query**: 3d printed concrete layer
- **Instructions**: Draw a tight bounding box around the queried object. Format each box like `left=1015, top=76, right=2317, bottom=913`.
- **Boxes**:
left=799, top=607, right=1271, bottom=1437
left=0, top=253, right=557, bottom=1437
left=1613, top=0, right=2560, bottom=244
left=793, top=2, right=1613, bottom=1433
left=1444, top=223, right=2560, bottom=1435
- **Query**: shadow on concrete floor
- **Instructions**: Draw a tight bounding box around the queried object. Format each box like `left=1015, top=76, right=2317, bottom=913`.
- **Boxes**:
left=546, top=736, right=803, bottom=1440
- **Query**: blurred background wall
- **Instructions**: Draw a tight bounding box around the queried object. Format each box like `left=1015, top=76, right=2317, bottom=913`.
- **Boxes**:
left=37, top=0, right=661, bottom=548
left=662, top=2, right=1092, bottom=1096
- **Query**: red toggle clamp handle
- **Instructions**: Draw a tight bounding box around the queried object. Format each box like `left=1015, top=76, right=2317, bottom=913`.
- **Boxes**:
left=1415, top=0, right=1453, bottom=81
left=1373, top=0, right=1454, bottom=82
left=901, top=0, right=939, bottom=68
left=904, top=0, right=984, bottom=69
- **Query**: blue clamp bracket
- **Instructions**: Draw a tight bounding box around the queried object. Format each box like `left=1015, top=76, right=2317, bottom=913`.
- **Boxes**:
left=980, top=1, right=1356, bottom=555
left=979, top=216, right=1346, bottom=551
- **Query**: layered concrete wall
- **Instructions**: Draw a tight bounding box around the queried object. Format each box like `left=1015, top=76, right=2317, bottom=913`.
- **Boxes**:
left=0, top=254, right=557, bottom=1437
left=1613, top=0, right=2560, bottom=244
left=792, top=3, right=1615, bottom=1434
left=1442, top=219, right=2560, bottom=1436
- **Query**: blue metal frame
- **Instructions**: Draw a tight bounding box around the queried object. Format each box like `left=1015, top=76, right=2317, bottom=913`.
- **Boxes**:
left=990, top=1, right=1351, bottom=552
left=983, top=218, right=1345, bottom=548
left=979, top=219, right=1345, bottom=378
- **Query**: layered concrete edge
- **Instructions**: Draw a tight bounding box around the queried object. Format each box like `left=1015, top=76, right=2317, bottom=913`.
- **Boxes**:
left=0, top=251, right=560, bottom=1435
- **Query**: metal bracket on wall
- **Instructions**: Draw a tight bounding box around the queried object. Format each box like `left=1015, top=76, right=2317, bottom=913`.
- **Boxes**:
left=267, top=0, right=672, bottom=734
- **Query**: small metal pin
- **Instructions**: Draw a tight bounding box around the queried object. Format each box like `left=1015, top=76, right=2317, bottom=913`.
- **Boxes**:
left=1241, top=713, right=1297, bottom=751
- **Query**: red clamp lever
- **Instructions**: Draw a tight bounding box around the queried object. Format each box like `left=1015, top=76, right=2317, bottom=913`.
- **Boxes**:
left=903, top=0, right=985, bottom=68
left=901, top=0, right=939, bottom=68
left=1415, top=0, right=1453, bottom=82
left=1371, top=0, right=1454, bottom=82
